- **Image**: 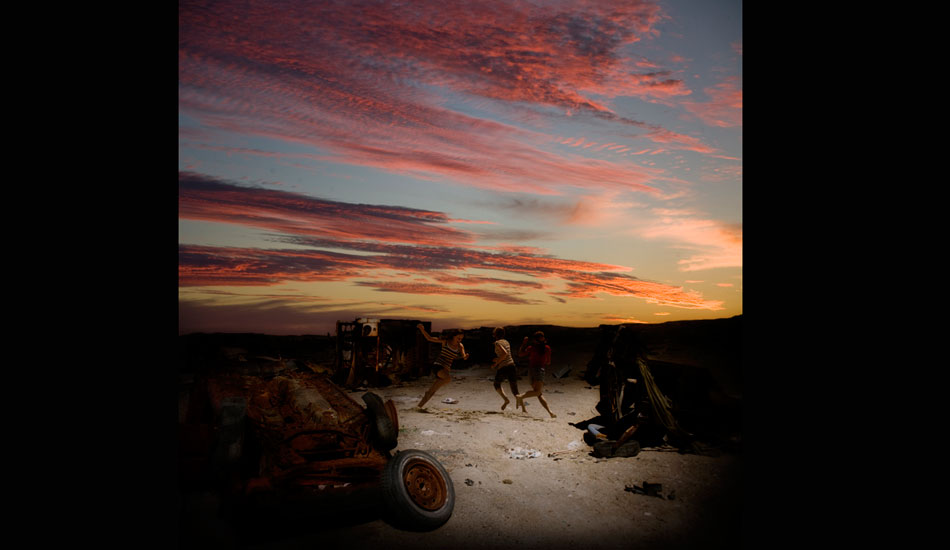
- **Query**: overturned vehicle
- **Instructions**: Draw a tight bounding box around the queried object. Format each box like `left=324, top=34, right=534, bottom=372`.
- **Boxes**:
left=582, top=322, right=742, bottom=457
left=179, top=357, right=455, bottom=532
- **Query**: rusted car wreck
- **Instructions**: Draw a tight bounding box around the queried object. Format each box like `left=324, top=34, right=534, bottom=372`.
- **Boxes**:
left=179, top=356, right=454, bottom=532
left=582, top=322, right=742, bottom=457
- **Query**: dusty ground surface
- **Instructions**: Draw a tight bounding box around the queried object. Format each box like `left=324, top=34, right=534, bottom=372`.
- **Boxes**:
left=179, top=363, right=742, bottom=549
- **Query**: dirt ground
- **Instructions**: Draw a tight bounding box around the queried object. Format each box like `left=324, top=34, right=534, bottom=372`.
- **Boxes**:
left=180, top=363, right=742, bottom=549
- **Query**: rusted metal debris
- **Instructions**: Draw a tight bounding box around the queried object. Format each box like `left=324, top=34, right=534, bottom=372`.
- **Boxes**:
left=625, top=482, right=674, bottom=500
left=183, top=360, right=396, bottom=498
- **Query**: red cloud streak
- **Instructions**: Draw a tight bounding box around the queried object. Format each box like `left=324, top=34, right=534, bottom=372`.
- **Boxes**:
left=179, top=171, right=477, bottom=246
left=180, top=234, right=721, bottom=310
left=178, top=245, right=379, bottom=286
left=555, top=272, right=723, bottom=310
left=179, top=0, right=707, bottom=194
left=355, top=280, right=542, bottom=305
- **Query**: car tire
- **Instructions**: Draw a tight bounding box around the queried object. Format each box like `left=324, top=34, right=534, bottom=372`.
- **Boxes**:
left=380, top=449, right=455, bottom=531
left=362, top=392, right=398, bottom=451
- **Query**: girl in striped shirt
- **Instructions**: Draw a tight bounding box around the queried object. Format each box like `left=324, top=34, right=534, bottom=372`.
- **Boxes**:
left=490, top=327, right=520, bottom=411
left=417, top=324, right=469, bottom=408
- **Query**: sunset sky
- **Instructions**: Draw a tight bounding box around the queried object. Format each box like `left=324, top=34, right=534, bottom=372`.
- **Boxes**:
left=179, top=0, right=742, bottom=335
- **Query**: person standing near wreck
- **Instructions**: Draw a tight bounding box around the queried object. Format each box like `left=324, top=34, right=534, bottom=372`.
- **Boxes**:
left=490, top=327, right=520, bottom=411
left=416, top=324, right=469, bottom=408
left=517, top=331, right=556, bottom=418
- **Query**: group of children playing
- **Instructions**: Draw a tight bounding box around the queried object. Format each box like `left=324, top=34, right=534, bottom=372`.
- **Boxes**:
left=415, top=324, right=556, bottom=418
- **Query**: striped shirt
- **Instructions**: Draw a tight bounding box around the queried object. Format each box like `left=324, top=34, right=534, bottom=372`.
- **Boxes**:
left=435, top=343, right=463, bottom=369
left=494, top=339, right=515, bottom=368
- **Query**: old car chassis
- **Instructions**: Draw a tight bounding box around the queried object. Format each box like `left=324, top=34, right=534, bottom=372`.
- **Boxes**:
left=179, top=361, right=455, bottom=531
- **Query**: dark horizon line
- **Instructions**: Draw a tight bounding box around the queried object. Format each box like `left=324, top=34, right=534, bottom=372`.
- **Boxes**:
left=178, top=313, right=742, bottom=337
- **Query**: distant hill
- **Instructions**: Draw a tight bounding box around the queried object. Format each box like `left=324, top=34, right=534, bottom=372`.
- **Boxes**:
left=179, top=315, right=742, bottom=396
left=614, top=316, right=742, bottom=398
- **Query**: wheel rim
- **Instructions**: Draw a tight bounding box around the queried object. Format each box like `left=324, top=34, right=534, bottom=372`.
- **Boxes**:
left=403, top=458, right=447, bottom=511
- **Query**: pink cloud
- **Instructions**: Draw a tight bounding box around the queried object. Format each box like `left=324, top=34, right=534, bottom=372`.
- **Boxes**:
left=179, top=0, right=713, bottom=194
left=643, top=128, right=717, bottom=154
left=638, top=211, right=743, bottom=271
left=178, top=245, right=379, bottom=287
left=602, top=315, right=648, bottom=324
left=554, top=272, right=724, bottom=310
left=682, top=77, right=742, bottom=128
left=180, top=225, right=724, bottom=310
left=354, top=280, right=542, bottom=305
left=482, top=191, right=650, bottom=229
left=429, top=273, right=548, bottom=290
left=582, top=70, right=692, bottom=100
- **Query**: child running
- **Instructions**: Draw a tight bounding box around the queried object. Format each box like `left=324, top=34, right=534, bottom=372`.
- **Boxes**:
left=416, top=324, right=469, bottom=408
left=490, top=327, right=519, bottom=410
left=517, top=331, right=556, bottom=418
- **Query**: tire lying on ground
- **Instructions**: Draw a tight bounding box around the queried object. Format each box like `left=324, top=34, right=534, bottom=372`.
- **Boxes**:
left=362, top=392, right=398, bottom=451
left=380, top=449, right=455, bottom=531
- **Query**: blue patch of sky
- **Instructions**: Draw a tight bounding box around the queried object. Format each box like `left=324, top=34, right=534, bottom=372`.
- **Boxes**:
left=179, top=219, right=277, bottom=249
left=654, top=0, right=742, bottom=64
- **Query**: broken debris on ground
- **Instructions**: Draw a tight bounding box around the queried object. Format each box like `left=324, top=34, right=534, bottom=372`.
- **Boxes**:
left=625, top=482, right=675, bottom=500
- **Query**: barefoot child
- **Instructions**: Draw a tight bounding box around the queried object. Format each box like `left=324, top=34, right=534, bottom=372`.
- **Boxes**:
left=490, top=327, right=519, bottom=410
left=416, top=324, right=469, bottom=408
left=517, top=331, right=556, bottom=418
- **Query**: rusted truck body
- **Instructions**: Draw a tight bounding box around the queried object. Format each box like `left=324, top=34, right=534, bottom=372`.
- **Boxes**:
left=335, top=318, right=435, bottom=387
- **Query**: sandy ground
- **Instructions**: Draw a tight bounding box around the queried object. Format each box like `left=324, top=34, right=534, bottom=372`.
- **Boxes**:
left=180, top=364, right=742, bottom=549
